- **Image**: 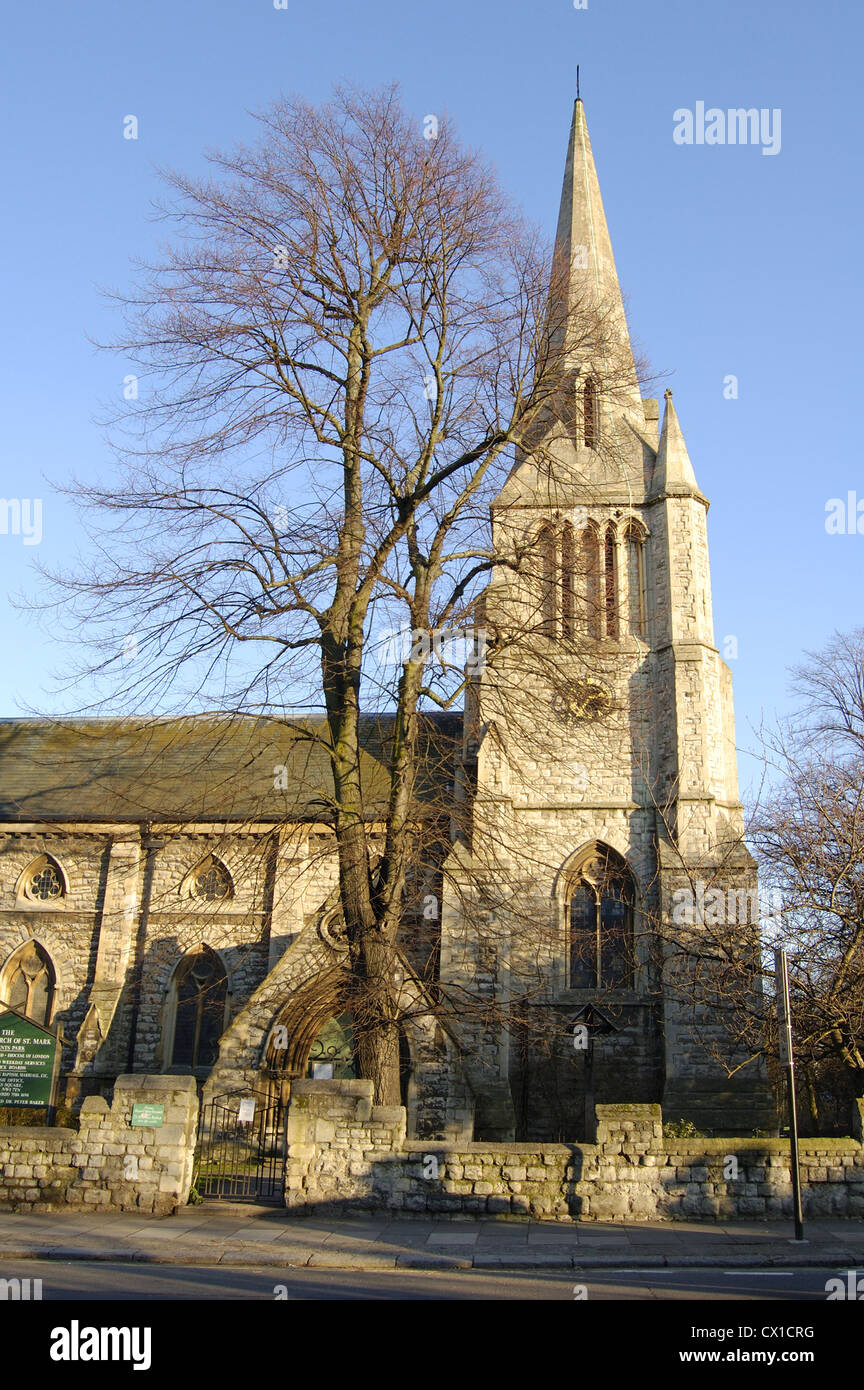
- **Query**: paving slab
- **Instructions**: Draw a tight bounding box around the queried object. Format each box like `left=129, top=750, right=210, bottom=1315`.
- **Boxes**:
left=527, top=1234, right=594, bottom=1245
left=378, top=1224, right=440, bottom=1238
left=222, top=1227, right=292, bottom=1244
left=120, top=1226, right=203, bottom=1241
left=273, top=1229, right=339, bottom=1244
left=575, top=1239, right=630, bottom=1251
left=319, top=1230, right=390, bottom=1244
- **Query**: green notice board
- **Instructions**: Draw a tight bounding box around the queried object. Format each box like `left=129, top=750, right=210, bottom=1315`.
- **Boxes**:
left=0, top=1010, right=58, bottom=1107
left=130, top=1103, right=164, bottom=1128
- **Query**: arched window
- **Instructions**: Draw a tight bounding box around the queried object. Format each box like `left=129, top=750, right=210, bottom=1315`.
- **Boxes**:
left=538, top=523, right=557, bottom=636
left=580, top=526, right=602, bottom=640
left=560, top=522, right=575, bottom=638
left=604, top=525, right=618, bottom=640
left=625, top=523, right=647, bottom=637
left=19, top=855, right=65, bottom=904
left=168, top=946, right=228, bottom=1070
left=190, top=856, right=233, bottom=902
left=1, top=941, right=55, bottom=1026
left=568, top=850, right=635, bottom=990
left=583, top=377, right=598, bottom=449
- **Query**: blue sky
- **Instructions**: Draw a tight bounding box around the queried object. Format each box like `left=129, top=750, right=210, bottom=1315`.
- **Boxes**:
left=2, top=0, right=861, bottom=798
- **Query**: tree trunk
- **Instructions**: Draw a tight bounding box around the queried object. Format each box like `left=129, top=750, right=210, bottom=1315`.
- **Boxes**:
left=345, top=927, right=402, bottom=1106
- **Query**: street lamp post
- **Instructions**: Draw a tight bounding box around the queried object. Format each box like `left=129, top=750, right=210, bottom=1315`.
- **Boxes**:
left=774, top=946, right=805, bottom=1242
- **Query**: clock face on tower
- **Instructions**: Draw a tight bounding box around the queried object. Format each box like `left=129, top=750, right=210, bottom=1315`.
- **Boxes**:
left=562, top=679, right=612, bottom=722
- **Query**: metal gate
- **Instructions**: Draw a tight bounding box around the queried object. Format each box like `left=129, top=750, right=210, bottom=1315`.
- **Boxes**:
left=195, top=1092, right=285, bottom=1203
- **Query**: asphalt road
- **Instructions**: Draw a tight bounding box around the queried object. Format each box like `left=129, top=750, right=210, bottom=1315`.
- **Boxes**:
left=5, top=1260, right=846, bottom=1300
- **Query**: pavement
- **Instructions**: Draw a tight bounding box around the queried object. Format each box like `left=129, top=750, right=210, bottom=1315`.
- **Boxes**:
left=0, top=1206, right=862, bottom=1271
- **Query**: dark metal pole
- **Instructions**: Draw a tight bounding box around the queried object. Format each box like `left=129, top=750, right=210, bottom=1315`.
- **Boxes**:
left=584, top=1034, right=595, bottom=1143
left=46, top=1022, right=61, bottom=1128
left=775, top=947, right=805, bottom=1241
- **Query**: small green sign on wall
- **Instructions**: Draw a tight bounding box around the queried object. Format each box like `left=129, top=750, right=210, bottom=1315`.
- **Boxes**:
left=130, top=1103, right=164, bottom=1128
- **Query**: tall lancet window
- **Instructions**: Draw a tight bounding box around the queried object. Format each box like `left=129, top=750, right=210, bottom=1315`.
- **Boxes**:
left=568, top=850, right=635, bottom=991
left=583, top=377, right=598, bottom=450
left=604, top=525, right=618, bottom=640
left=168, top=946, right=228, bottom=1070
left=539, top=522, right=557, bottom=636
left=1, top=941, right=55, bottom=1027
left=580, top=525, right=602, bottom=640
left=560, top=522, right=575, bottom=638
left=625, top=524, right=647, bottom=637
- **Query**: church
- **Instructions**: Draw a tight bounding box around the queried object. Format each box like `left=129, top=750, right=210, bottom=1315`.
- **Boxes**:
left=0, top=100, right=777, bottom=1143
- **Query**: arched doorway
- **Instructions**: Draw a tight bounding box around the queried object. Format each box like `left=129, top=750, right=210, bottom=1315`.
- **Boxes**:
left=261, top=971, right=414, bottom=1112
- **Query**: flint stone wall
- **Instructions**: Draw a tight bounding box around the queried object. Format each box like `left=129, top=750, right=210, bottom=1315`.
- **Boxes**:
left=285, top=1082, right=864, bottom=1221
left=0, top=1074, right=197, bottom=1215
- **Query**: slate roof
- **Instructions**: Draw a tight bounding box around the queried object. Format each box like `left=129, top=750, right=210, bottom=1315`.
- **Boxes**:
left=0, top=713, right=463, bottom=825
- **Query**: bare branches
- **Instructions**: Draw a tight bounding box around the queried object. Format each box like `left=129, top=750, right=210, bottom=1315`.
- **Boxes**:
left=26, top=83, right=667, bottom=1110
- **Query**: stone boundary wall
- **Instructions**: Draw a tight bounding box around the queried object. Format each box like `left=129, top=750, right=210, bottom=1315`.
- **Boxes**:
left=0, top=1075, right=197, bottom=1215
left=285, top=1082, right=864, bottom=1221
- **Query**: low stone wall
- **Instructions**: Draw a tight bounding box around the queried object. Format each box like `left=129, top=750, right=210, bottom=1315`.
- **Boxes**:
left=2, top=1073, right=859, bottom=1222
left=285, top=1082, right=864, bottom=1221
left=0, top=1075, right=197, bottom=1215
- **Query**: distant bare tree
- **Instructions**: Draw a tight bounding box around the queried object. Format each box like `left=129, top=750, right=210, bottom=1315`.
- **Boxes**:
left=753, top=629, right=864, bottom=1127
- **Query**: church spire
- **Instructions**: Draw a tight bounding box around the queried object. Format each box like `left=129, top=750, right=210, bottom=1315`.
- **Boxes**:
left=651, top=388, right=702, bottom=496
left=550, top=98, right=639, bottom=393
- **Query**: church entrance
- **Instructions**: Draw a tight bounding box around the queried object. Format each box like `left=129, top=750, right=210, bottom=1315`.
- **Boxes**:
left=262, top=968, right=414, bottom=1103
left=195, top=1090, right=285, bottom=1203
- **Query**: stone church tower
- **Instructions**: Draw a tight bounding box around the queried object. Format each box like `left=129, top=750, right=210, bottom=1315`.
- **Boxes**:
left=440, top=99, right=777, bottom=1140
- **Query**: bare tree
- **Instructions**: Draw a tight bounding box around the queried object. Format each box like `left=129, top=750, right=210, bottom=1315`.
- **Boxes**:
left=753, top=629, right=864, bottom=1126
left=36, top=84, right=639, bottom=1106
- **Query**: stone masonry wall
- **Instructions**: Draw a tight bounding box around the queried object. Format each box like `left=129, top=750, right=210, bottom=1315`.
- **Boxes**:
left=0, top=1074, right=197, bottom=1215
left=285, top=1083, right=864, bottom=1222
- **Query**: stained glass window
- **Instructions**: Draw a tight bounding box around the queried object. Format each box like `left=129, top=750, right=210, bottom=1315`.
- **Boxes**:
left=24, top=859, right=64, bottom=902
left=2, top=941, right=54, bottom=1026
left=170, top=947, right=227, bottom=1069
left=569, top=854, right=634, bottom=990
left=192, top=858, right=233, bottom=901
